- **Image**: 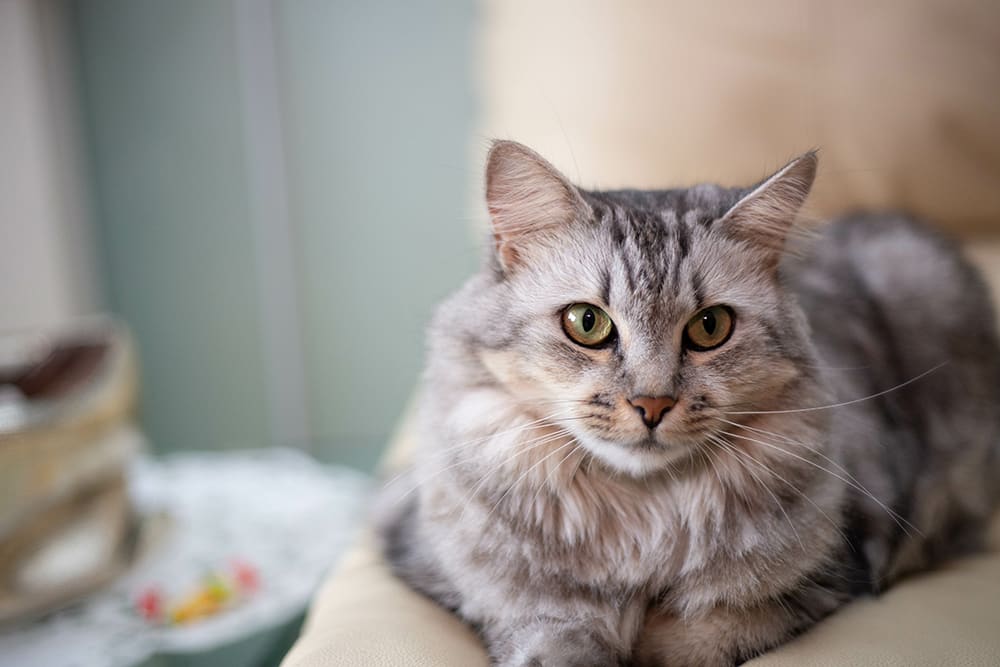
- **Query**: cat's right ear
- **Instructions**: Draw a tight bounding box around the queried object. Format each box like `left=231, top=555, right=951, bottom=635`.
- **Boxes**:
left=485, top=140, right=589, bottom=272
left=716, top=151, right=818, bottom=263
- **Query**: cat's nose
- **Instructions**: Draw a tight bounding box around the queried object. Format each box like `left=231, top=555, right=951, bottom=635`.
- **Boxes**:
left=628, top=395, right=676, bottom=428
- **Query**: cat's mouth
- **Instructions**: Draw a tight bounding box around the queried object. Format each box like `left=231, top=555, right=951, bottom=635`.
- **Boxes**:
left=573, top=429, right=698, bottom=477
left=627, top=437, right=668, bottom=451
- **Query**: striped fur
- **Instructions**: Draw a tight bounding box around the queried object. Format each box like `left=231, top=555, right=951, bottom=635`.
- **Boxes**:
left=378, top=141, right=1000, bottom=666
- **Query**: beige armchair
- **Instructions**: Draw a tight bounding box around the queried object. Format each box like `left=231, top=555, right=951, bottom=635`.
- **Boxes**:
left=285, top=1, right=1000, bottom=664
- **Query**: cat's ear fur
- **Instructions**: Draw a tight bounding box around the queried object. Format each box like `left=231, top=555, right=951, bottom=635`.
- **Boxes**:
left=485, top=140, right=589, bottom=271
left=718, top=151, right=818, bottom=261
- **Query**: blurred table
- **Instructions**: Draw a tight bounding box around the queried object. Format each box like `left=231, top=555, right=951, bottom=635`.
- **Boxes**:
left=0, top=448, right=370, bottom=667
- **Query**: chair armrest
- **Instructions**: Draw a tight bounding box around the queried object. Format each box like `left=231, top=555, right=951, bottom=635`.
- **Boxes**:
left=281, top=531, right=488, bottom=667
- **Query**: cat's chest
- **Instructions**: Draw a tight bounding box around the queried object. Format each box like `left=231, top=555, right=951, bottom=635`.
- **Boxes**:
left=527, top=471, right=726, bottom=589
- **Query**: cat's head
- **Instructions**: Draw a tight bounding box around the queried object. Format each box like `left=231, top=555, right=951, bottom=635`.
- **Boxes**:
left=460, top=140, right=819, bottom=477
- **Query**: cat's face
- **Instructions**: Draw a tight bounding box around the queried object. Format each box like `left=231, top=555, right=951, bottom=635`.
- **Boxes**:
left=474, top=142, right=818, bottom=476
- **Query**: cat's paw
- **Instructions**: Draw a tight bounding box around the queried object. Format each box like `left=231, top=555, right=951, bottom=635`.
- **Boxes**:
left=493, top=632, right=623, bottom=667
left=497, top=652, right=616, bottom=667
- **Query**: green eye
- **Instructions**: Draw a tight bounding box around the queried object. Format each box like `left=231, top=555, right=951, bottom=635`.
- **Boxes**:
left=562, top=304, right=615, bottom=347
left=684, top=305, right=735, bottom=351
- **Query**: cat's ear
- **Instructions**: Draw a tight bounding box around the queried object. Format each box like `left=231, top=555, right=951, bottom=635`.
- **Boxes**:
left=717, top=151, right=818, bottom=260
left=485, top=140, right=589, bottom=271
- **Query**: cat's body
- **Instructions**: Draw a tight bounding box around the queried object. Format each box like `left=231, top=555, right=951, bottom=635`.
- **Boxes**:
left=380, top=142, right=1000, bottom=666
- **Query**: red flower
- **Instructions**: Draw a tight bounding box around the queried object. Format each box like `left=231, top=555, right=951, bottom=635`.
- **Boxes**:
left=231, top=560, right=260, bottom=592
left=136, top=587, right=163, bottom=621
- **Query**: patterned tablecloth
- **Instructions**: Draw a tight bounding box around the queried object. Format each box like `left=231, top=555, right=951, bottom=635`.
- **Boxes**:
left=0, top=448, right=371, bottom=667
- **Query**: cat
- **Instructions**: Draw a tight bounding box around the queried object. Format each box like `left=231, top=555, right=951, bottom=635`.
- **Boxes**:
left=379, top=140, right=1000, bottom=666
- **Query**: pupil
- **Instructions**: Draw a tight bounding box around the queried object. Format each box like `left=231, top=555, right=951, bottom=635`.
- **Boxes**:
left=702, top=311, right=716, bottom=335
left=582, top=309, right=596, bottom=332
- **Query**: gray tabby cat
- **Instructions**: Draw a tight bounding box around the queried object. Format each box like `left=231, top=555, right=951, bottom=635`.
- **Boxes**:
left=380, top=140, right=1000, bottom=666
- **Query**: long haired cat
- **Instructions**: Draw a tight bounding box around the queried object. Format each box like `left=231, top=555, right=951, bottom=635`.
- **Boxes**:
left=380, top=140, right=1000, bottom=666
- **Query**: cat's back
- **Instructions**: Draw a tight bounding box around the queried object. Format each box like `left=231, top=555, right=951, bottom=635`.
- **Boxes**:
left=787, top=213, right=1000, bottom=401
left=786, top=213, right=1000, bottom=582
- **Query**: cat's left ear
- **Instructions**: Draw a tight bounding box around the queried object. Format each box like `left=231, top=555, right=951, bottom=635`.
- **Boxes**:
left=717, top=151, right=818, bottom=260
left=485, top=140, right=590, bottom=272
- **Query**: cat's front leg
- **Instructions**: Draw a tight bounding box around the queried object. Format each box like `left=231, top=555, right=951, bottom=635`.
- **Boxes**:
left=634, top=606, right=785, bottom=667
left=634, top=590, right=843, bottom=667
left=483, top=616, right=631, bottom=667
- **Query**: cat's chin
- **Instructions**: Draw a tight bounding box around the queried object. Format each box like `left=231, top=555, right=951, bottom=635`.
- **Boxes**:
left=576, top=434, right=692, bottom=478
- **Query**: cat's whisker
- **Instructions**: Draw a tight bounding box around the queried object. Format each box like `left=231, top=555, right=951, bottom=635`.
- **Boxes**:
left=715, top=427, right=922, bottom=538
left=566, top=444, right=588, bottom=483
left=515, top=397, right=593, bottom=405
left=380, top=415, right=569, bottom=490
left=713, top=417, right=873, bottom=503
left=484, top=438, right=580, bottom=522
left=392, top=426, right=574, bottom=505
left=414, top=409, right=588, bottom=462
left=708, top=435, right=806, bottom=550
left=724, top=362, right=947, bottom=415
left=456, top=428, right=576, bottom=521
left=698, top=443, right=727, bottom=496
left=707, top=434, right=841, bottom=549
left=703, top=435, right=753, bottom=507
left=512, top=398, right=604, bottom=415
left=726, top=432, right=923, bottom=536
left=528, top=442, right=584, bottom=512
left=455, top=427, right=571, bottom=487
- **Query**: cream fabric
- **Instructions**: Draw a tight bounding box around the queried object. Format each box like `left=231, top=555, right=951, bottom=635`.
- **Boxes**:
left=478, top=0, right=1000, bottom=236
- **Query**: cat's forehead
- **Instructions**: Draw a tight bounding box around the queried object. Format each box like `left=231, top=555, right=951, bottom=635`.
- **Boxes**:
left=557, top=184, right=759, bottom=324
left=510, top=182, right=762, bottom=320
left=584, top=183, right=745, bottom=225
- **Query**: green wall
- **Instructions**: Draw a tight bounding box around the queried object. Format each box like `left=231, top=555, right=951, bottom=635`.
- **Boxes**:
left=71, top=0, right=478, bottom=470
left=274, top=0, right=478, bottom=467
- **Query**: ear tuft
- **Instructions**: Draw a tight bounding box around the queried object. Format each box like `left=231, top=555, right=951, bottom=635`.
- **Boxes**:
left=485, top=140, right=587, bottom=270
left=718, top=151, right=818, bottom=256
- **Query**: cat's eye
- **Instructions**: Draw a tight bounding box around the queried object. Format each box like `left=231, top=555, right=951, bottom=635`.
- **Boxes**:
left=684, top=305, right=735, bottom=351
left=562, top=304, right=615, bottom=347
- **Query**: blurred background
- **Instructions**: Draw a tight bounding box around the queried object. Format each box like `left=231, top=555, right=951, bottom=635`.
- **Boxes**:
left=5, top=0, right=1000, bottom=470
left=2, top=0, right=1000, bottom=664
left=3, top=0, right=480, bottom=472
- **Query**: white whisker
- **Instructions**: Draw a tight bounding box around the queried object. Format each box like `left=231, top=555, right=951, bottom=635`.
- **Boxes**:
left=708, top=433, right=838, bottom=548
left=457, top=429, right=574, bottom=521
left=717, top=428, right=922, bottom=538
left=485, top=438, right=579, bottom=521
left=726, top=362, right=947, bottom=415
left=393, top=426, right=571, bottom=506
left=380, top=415, right=566, bottom=492
left=528, top=442, right=583, bottom=509
left=426, top=409, right=580, bottom=458
left=714, top=417, right=874, bottom=505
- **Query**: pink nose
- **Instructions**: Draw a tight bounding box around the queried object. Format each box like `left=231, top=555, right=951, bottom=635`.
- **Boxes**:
left=628, top=395, right=676, bottom=428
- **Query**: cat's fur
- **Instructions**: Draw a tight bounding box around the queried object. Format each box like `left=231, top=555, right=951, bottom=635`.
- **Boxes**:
left=379, top=140, right=1000, bottom=666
